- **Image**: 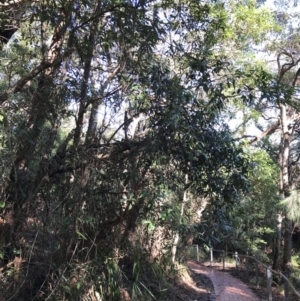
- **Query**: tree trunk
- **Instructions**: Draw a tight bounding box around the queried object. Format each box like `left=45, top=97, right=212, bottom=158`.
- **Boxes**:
left=279, top=103, right=293, bottom=273
left=171, top=232, right=180, bottom=263
left=273, top=213, right=283, bottom=270
left=171, top=174, right=188, bottom=263
left=85, top=102, right=99, bottom=144
left=282, top=218, right=293, bottom=274
left=73, top=22, right=97, bottom=146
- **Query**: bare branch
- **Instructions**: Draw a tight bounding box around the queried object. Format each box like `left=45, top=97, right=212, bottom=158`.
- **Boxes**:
left=233, top=135, right=257, bottom=141
left=261, top=114, right=280, bottom=121
left=277, top=50, right=300, bottom=83
left=250, top=121, right=281, bottom=144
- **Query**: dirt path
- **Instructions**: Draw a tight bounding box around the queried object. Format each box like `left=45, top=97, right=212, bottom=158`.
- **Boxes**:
left=188, top=261, right=262, bottom=301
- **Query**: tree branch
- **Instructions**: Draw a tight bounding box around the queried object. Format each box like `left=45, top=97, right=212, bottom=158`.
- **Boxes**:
left=0, top=61, right=52, bottom=104
left=250, top=121, right=280, bottom=144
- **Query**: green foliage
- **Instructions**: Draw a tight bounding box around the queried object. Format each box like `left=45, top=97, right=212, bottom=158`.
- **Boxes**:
left=281, top=191, right=300, bottom=222
left=196, top=148, right=280, bottom=252
left=229, top=0, right=281, bottom=44
left=0, top=0, right=286, bottom=299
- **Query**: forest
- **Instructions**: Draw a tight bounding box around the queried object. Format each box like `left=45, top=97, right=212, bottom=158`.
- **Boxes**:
left=0, top=0, right=300, bottom=300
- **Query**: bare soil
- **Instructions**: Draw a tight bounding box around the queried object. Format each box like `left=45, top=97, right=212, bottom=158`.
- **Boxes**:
left=167, top=267, right=216, bottom=301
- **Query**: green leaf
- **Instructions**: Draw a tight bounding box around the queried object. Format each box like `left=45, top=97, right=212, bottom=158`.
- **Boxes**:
left=76, top=231, right=87, bottom=240
left=142, top=220, right=155, bottom=230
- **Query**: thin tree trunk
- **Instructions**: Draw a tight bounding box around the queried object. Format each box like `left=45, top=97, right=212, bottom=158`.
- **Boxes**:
left=273, top=213, right=282, bottom=270
left=85, top=64, right=121, bottom=145
left=171, top=174, right=188, bottom=263
left=279, top=103, right=293, bottom=274
left=85, top=102, right=99, bottom=144
left=282, top=218, right=293, bottom=274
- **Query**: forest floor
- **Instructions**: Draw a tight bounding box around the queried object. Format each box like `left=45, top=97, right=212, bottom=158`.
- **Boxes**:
left=169, top=265, right=216, bottom=301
